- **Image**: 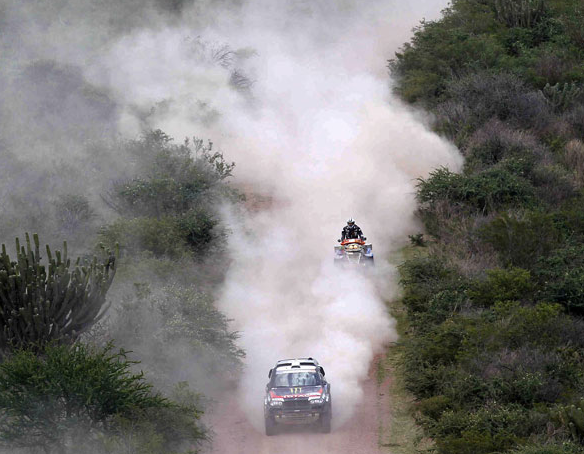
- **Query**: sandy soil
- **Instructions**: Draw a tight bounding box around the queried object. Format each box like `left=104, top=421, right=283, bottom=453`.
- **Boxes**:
left=207, top=361, right=390, bottom=454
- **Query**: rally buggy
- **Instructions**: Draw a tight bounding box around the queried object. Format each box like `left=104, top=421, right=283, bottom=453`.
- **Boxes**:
left=264, top=358, right=332, bottom=435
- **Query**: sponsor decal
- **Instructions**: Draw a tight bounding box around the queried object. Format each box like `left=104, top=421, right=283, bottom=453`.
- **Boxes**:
left=270, top=387, right=324, bottom=399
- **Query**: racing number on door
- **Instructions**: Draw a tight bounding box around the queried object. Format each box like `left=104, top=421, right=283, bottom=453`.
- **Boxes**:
left=290, top=387, right=302, bottom=394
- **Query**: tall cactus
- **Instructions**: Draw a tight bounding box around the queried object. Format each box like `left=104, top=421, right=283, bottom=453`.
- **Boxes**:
left=493, top=0, right=546, bottom=28
left=0, top=234, right=117, bottom=353
left=554, top=399, right=584, bottom=442
left=542, top=82, right=584, bottom=112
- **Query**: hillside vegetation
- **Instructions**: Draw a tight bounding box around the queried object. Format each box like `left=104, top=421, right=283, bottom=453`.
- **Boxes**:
left=0, top=131, right=242, bottom=454
left=391, top=1, right=584, bottom=453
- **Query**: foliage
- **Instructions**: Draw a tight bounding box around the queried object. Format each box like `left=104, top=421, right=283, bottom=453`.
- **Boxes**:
left=99, top=217, right=189, bottom=259
left=399, top=255, right=469, bottom=328
left=417, top=167, right=535, bottom=214
left=479, top=212, right=562, bottom=269
left=534, top=244, right=584, bottom=312
left=554, top=399, right=584, bottom=444
left=394, top=0, right=584, bottom=452
left=106, top=284, right=244, bottom=391
left=101, top=130, right=236, bottom=259
left=55, top=194, right=94, bottom=234
left=543, top=82, right=584, bottom=112
left=468, top=267, right=533, bottom=306
left=108, top=131, right=235, bottom=218
left=390, top=0, right=584, bottom=104
left=510, top=444, right=584, bottom=454
left=408, top=233, right=427, bottom=247
left=0, top=343, right=205, bottom=454
left=0, top=234, right=116, bottom=354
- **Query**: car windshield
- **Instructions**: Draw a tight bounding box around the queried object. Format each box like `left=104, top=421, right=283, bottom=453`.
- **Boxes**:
left=273, top=371, right=320, bottom=387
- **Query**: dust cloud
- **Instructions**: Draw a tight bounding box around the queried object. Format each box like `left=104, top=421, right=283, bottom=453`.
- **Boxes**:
left=1, top=0, right=460, bottom=439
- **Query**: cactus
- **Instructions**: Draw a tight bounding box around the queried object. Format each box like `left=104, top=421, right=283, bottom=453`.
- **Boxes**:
left=542, top=82, right=584, bottom=112
left=0, top=233, right=116, bottom=353
left=493, top=0, right=546, bottom=28
left=555, top=399, right=584, bottom=442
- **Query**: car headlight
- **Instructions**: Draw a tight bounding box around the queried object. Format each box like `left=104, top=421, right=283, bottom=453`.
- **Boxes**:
left=268, top=392, right=284, bottom=406
left=309, top=396, right=324, bottom=404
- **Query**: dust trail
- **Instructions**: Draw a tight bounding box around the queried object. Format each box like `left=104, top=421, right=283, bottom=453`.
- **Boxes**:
left=90, top=0, right=461, bottom=430
left=2, top=0, right=461, bottom=435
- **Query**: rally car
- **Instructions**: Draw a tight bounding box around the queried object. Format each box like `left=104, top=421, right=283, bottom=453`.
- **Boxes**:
left=264, top=358, right=332, bottom=435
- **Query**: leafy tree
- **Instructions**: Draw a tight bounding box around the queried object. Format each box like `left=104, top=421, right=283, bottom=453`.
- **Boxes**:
left=107, top=130, right=235, bottom=218
left=102, top=130, right=236, bottom=258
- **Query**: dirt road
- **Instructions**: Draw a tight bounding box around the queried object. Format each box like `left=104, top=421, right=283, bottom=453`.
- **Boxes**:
left=207, top=361, right=391, bottom=454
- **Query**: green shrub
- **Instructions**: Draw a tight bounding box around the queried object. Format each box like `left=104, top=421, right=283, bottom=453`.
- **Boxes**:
left=110, top=131, right=234, bottom=219
left=464, top=120, right=542, bottom=173
left=176, top=208, right=221, bottom=251
left=0, top=343, right=205, bottom=453
left=440, top=72, right=552, bottom=133
left=399, top=255, right=469, bottom=326
left=108, top=284, right=244, bottom=391
left=419, top=395, right=452, bottom=420
left=510, top=443, right=584, bottom=454
left=479, top=212, right=562, bottom=268
left=417, top=167, right=535, bottom=214
left=435, top=404, right=547, bottom=453
left=496, top=302, right=564, bottom=347
left=419, top=319, right=470, bottom=365
left=531, top=164, right=577, bottom=205
left=99, top=217, right=188, bottom=259
left=391, top=0, right=584, bottom=106
left=402, top=346, right=450, bottom=398
left=468, top=267, right=534, bottom=306
left=553, top=398, right=584, bottom=444
left=534, top=244, right=584, bottom=312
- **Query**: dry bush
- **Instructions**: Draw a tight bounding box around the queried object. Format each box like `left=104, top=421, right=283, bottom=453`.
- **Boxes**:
left=425, top=208, right=501, bottom=278
left=439, top=72, right=552, bottom=136
left=531, top=164, right=577, bottom=205
left=562, top=140, right=584, bottom=188
left=464, top=119, right=550, bottom=171
left=542, top=118, right=574, bottom=144
left=536, top=53, right=573, bottom=86
left=435, top=100, right=472, bottom=143
left=564, top=105, right=584, bottom=138
left=474, top=347, right=563, bottom=403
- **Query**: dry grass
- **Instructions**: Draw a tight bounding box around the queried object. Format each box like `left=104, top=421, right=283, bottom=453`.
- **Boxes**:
left=562, top=139, right=584, bottom=188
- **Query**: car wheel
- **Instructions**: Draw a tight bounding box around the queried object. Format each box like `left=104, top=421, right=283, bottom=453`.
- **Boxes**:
left=265, top=416, right=277, bottom=436
left=320, top=412, right=331, bottom=433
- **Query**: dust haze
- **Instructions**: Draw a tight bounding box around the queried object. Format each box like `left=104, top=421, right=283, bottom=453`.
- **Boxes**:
left=0, top=0, right=460, bottom=445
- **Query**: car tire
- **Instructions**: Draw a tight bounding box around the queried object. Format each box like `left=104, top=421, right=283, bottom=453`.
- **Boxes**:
left=265, top=416, right=277, bottom=436
left=320, top=412, right=331, bottom=433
